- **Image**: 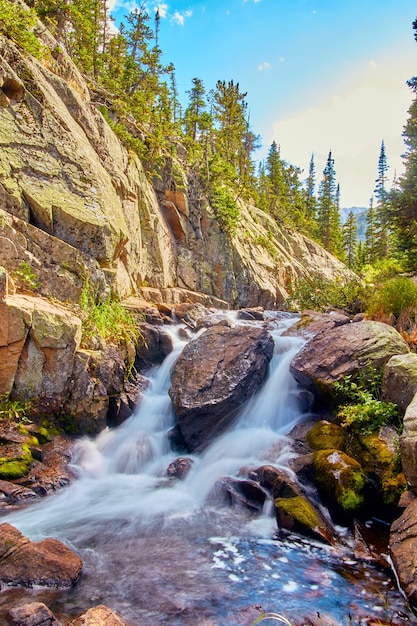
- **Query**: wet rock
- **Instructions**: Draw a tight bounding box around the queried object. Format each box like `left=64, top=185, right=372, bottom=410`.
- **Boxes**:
left=172, top=302, right=210, bottom=329
left=166, top=457, right=193, bottom=479
left=0, top=523, right=82, bottom=588
left=66, top=604, right=128, bottom=625
left=382, top=352, right=417, bottom=411
left=250, top=465, right=304, bottom=499
left=169, top=325, right=274, bottom=451
left=6, top=601, right=62, bottom=625
left=290, top=320, right=409, bottom=402
left=0, top=480, right=37, bottom=506
left=283, top=310, right=350, bottom=339
left=236, top=307, right=264, bottom=321
left=17, top=436, right=75, bottom=496
left=135, top=322, right=173, bottom=369
left=390, top=499, right=417, bottom=606
left=211, top=477, right=268, bottom=512
left=274, top=494, right=336, bottom=545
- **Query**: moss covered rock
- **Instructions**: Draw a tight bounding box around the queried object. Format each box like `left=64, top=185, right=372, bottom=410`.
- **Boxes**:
left=314, top=449, right=367, bottom=521
left=274, top=494, right=336, bottom=545
left=307, top=420, right=346, bottom=451
left=351, top=426, right=406, bottom=508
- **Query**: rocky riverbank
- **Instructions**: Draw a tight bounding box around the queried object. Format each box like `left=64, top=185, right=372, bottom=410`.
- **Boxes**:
left=1, top=296, right=417, bottom=623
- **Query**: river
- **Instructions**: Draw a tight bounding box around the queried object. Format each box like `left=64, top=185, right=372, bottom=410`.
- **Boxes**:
left=0, top=311, right=415, bottom=625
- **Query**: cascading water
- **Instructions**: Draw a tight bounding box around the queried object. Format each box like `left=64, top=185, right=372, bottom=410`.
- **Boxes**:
left=0, top=312, right=415, bottom=625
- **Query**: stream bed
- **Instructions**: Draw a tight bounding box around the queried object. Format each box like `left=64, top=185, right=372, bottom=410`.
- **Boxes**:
left=0, top=312, right=416, bottom=625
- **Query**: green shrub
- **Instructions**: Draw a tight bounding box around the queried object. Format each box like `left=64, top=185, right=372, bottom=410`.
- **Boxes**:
left=285, top=274, right=366, bottom=314
left=79, top=281, right=141, bottom=346
left=366, top=276, right=417, bottom=321
left=333, top=374, right=400, bottom=435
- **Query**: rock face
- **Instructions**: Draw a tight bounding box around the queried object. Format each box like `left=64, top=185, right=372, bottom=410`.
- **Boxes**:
left=0, top=523, right=82, bottom=588
left=169, top=326, right=274, bottom=451
left=0, top=26, right=353, bottom=308
left=290, top=320, right=409, bottom=400
left=0, top=289, right=81, bottom=409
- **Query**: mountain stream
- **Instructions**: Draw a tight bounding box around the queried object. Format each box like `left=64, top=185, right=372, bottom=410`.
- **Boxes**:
left=0, top=311, right=415, bottom=625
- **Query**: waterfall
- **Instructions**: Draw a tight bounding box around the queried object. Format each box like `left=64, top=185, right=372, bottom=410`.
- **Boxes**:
left=0, top=311, right=413, bottom=626
left=2, top=313, right=306, bottom=539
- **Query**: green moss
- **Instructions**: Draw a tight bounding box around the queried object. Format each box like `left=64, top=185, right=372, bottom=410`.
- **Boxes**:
left=307, top=421, right=346, bottom=451
left=314, top=449, right=366, bottom=513
left=0, top=445, right=33, bottom=479
left=275, top=495, right=321, bottom=529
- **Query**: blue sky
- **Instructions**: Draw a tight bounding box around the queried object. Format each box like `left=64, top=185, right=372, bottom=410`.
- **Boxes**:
left=111, top=0, right=417, bottom=208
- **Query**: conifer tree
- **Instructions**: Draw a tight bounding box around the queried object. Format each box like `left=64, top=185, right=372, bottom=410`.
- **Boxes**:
left=374, top=140, right=391, bottom=257
left=343, top=210, right=358, bottom=269
left=305, top=153, right=316, bottom=221
left=317, top=151, right=343, bottom=256
left=365, top=196, right=379, bottom=263
left=210, top=80, right=249, bottom=178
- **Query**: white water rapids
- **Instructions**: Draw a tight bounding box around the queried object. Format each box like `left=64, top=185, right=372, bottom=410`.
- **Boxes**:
left=0, top=311, right=415, bottom=625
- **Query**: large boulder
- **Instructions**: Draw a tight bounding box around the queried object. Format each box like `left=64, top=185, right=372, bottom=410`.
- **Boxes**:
left=0, top=523, right=82, bottom=588
left=390, top=499, right=417, bottom=606
left=290, top=320, right=409, bottom=400
left=169, top=326, right=274, bottom=451
left=382, top=352, right=417, bottom=411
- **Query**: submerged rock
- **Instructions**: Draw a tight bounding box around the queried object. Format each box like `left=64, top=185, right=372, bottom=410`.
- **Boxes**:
left=67, top=605, right=129, bottom=626
left=169, top=325, right=274, bottom=451
left=6, top=601, right=62, bottom=625
left=211, top=476, right=268, bottom=512
left=0, top=523, right=82, bottom=588
left=166, top=456, right=194, bottom=480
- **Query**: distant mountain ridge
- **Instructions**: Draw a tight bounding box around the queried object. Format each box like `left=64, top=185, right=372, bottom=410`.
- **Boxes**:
left=340, top=206, right=368, bottom=242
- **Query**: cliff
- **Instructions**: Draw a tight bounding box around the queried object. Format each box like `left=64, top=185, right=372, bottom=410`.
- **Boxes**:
left=0, top=22, right=352, bottom=310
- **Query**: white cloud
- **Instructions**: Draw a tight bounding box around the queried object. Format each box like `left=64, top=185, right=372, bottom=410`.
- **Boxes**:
left=258, top=61, right=271, bottom=71
left=271, top=58, right=414, bottom=207
left=155, top=3, right=168, bottom=18
left=171, top=9, right=192, bottom=26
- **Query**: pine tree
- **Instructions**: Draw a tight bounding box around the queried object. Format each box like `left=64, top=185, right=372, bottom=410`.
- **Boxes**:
left=374, top=140, right=391, bottom=258
left=317, top=151, right=336, bottom=247
left=343, top=211, right=358, bottom=269
left=210, top=80, right=249, bottom=177
left=305, top=153, right=316, bottom=221
left=365, top=196, right=378, bottom=263
left=184, top=77, right=207, bottom=142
